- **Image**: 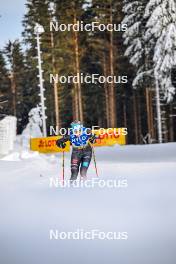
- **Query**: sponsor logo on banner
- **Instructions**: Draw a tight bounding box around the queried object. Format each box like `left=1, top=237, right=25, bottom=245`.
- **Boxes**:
left=30, top=136, right=70, bottom=153
left=93, top=128, right=126, bottom=147
left=30, top=128, right=126, bottom=153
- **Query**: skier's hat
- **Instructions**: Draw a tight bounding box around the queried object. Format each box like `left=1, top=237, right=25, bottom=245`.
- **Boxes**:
left=71, top=120, right=83, bottom=131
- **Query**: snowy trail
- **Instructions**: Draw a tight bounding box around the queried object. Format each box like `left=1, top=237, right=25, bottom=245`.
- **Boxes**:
left=0, top=143, right=176, bottom=264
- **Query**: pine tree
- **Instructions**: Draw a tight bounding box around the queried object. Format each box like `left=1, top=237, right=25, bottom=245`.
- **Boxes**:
left=145, top=0, right=176, bottom=102
left=4, top=40, right=27, bottom=132
left=86, top=0, right=125, bottom=128
left=51, top=0, right=91, bottom=126
left=144, top=0, right=176, bottom=142
left=122, top=0, right=149, bottom=88
left=0, top=51, right=10, bottom=118
left=81, top=0, right=110, bottom=127
left=121, top=0, right=149, bottom=143
left=22, top=0, right=55, bottom=131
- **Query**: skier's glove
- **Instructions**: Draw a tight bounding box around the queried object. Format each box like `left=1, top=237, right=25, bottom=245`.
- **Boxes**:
left=57, top=140, right=66, bottom=149
left=89, top=134, right=97, bottom=144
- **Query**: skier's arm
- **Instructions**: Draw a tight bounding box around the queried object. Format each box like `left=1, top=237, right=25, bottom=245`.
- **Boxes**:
left=86, top=129, right=98, bottom=144
left=89, top=134, right=97, bottom=144
left=56, top=135, right=70, bottom=149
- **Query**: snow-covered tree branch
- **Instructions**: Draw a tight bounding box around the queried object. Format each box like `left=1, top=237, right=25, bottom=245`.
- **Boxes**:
left=144, top=0, right=176, bottom=103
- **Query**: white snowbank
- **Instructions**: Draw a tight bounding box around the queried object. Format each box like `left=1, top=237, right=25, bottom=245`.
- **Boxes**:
left=0, top=143, right=176, bottom=264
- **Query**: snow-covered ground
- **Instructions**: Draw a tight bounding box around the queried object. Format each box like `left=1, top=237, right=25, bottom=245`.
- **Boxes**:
left=0, top=143, right=176, bottom=264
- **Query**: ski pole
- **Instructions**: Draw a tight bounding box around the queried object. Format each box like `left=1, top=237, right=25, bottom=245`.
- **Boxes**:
left=62, top=151, right=65, bottom=184
left=92, top=145, right=99, bottom=177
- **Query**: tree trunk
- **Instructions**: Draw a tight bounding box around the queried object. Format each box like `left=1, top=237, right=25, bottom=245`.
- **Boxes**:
left=109, top=1, right=116, bottom=128
left=133, top=92, right=138, bottom=144
left=73, top=12, right=83, bottom=122
left=169, top=104, right=174, bottom=142
left=10, top=72, right=17, bottom=116
left=155, top=77, right=163, bottom=143
left=123, top=102, right=128, bottom=144
left=50, top=29, right=60, bottom=128
left=149, top=89, right=155, bottom=140
left=146, top=88, right=155, bottom=142
left=137, top=92, right=142, bottom=144
left=73, top=82, right=79, bottom=120
left=103, top=52, right=110, bottom=127
left=123, top=102, right=127, bottom=129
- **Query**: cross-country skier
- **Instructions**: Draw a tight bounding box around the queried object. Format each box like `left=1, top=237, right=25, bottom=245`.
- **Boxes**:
left=56, top=121, right=97, bottom=181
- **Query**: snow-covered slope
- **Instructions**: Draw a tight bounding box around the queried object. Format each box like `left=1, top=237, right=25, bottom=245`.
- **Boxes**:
left=0, top=143, right=176, bottom=264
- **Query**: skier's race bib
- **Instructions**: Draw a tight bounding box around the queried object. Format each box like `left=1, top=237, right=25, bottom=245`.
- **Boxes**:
left=69, top=127, right=91, bottom=147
